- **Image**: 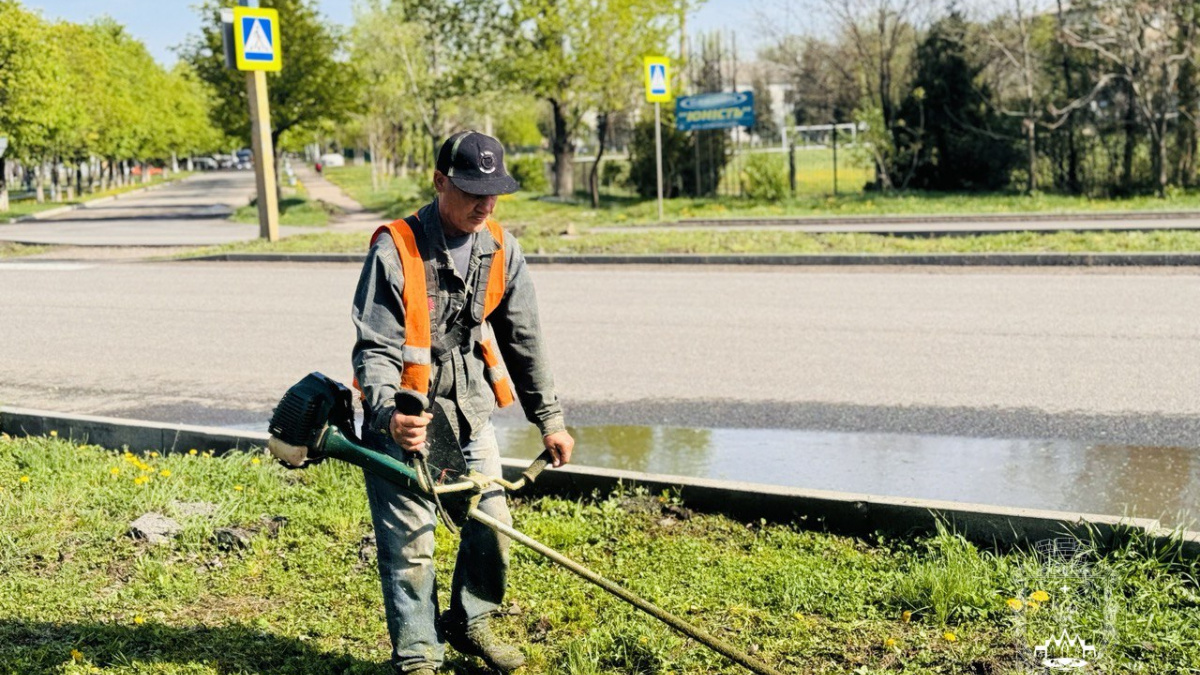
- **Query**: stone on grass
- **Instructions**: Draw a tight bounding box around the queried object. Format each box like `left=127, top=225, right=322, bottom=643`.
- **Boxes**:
left=129, top=513, right=182, bottom=545
left=214, top=527, right=253, bottom=550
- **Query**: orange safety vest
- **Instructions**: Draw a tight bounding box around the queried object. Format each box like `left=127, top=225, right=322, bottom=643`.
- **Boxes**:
left=367, top=214, right=516, bottom=408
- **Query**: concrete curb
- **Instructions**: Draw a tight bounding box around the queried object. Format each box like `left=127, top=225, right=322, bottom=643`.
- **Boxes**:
left=4, top=174, right=196, bottom=224
left=677, top=210, right=1200, bottom=227
left=4, top=406, right=1196, bottom=557
left=183, top=252, right=1200, bottom=267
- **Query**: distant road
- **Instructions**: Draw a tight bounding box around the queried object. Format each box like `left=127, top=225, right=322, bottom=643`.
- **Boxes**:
left=1, top=261, right=1199, bottom=445
left=0, top=171, right=310, bottom=246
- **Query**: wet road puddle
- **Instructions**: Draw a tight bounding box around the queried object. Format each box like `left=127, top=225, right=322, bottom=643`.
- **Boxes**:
left=494, top=423, right=1199, bottom=528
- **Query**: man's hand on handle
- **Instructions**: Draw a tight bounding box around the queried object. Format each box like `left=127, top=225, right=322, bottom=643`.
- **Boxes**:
left=543, top=430, right=574, bottom=468
left=390, top=410, right=433, bottom=454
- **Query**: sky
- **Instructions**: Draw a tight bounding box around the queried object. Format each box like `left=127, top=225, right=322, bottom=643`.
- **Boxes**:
left=21, top=0, right=770, bottom=68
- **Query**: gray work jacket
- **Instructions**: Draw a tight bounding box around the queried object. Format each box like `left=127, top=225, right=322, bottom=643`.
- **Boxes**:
left=351, top=200, right=566, bottom=441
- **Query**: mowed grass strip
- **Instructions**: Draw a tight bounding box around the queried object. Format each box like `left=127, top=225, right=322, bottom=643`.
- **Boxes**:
left=324, top=161, right=1200, bottom=227
left=1, top=434, right=1197, bottom=674
left=0, top=242, right=49, bottom=258
left=183, top=227, right=1200, bottom=258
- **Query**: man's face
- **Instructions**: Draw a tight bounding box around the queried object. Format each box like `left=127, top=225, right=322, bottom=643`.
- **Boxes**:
left=435, top=171, right=499, bottom=236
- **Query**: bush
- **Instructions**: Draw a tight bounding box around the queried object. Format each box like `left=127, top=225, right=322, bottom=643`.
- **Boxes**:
left=508, top=154, right=550, bottom=194
left=741, top=153, right=789, bottom=200
left=600, top=160, right=628, bottom=188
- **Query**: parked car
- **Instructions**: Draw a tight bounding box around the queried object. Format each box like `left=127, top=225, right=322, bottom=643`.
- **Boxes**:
left=318, top=152, right=345, bottom=168
left=212, top=154, right=235, bottom=169
left=191, top=157, right=218, bottom=170
left=235, top=149, right=253, bottom=170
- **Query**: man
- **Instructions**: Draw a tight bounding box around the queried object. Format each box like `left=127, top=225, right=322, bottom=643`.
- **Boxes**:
left=352, top=130, right=574, bottom=675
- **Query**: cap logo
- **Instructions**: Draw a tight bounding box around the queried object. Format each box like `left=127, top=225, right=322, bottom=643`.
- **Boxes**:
left=479, top=150, right=497, bottom=174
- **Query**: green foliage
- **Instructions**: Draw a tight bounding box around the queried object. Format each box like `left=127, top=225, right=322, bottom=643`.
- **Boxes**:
left=627, top=108, right=730, bottom=198
left=892, top=521, right=1008, bottom=625
left=740, top=153, right=789, bottom=200
left=508, top=155, right=550, bottom=194
left=898, top=13, right=1019, bottom=191
left=182, top=0, right=359, bottom=149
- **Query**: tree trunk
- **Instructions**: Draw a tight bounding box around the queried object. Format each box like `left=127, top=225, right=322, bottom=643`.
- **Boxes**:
left=0, top=157, right=8, bottom=213
left=1024, top=119, right=1037, bottom=193
left=590, top=112, right=609, bottom=209
left=35, top=163, right=44, bottom=203
left=141, top=161, right=150, bottom=185
left=549, top=98, right=574, bottom=198
left=1121, top=81, right=1137, bottom=194
left=1157, top=118, right=1169, bottom=197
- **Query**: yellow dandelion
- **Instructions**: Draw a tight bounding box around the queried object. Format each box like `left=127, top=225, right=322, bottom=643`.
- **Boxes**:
left=133, top=476, right=148, bottom=486
left=124, top=451, right=134, bottom=458
left=110, top=467, right=120, bottom=476
left=234, top=485, right=244, bottom=491
left=943, top=632, right=957, bottom=642
left=71, top=648, right=83, bottom=662
left=19, top=476, right=30, bottom=483
left=189, top=449, right=198, bottom=455
left=884, top=637, right=897, bottom=649
left=150, top=452, right=159, bottom=458
left=49, top=430, right=58, bottom=438
left=1030, top=590, right=1050, bottom=603
left=1026, top=600, right=1040, bottom=612
left=133, top=616, right=145, bottom=625
left=1006, top=598, right=1024, bottom=611
left=901, top=610, right=912, bottom=623
left=159, top=469, right=171, bottom=478
left=251, top=458, right=261, bottom=465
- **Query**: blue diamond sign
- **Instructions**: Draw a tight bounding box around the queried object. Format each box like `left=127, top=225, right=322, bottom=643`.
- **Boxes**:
left=233, top=7, right=282, bottom=72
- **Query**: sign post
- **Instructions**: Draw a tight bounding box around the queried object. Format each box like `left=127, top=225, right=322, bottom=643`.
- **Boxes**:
left=231, top=4, right=282, bottom=242
left=644, top=56, right=670, bottom=222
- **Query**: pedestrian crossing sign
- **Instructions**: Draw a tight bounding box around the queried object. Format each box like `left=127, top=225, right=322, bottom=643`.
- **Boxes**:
left=233, top=7, right=282, bottom=72
left=644, top=56, right=670, bottom=103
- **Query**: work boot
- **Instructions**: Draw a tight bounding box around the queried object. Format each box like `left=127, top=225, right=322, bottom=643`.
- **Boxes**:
left=441, top=616, right=525, bottom=672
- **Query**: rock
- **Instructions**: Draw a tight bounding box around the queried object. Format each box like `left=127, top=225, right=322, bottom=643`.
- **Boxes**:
left=656, top=517, right=677, bottom=528
left=214, top=527, right=253, bottom=550
left=168, top=500, right=218, bottom=518
left=358, top=534, right=376, bottom=564
left=261, top=515, right=288, bottom=538
left=129, top=513, right=182, bottom=545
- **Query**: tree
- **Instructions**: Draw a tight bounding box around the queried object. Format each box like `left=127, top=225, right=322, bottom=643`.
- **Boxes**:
left=750, top=74, right=780, bottom=143
left=1063, top=0, right=1196, bottom=196
left=500, top=0, right=680, bottom=199
left=899, top=12, right=1018, bottom=190
left=182, top=0, right=360, bottom=175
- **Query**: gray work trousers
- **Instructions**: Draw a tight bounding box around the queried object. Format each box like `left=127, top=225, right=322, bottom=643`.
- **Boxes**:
left=363, top=421, right=512, bottom=673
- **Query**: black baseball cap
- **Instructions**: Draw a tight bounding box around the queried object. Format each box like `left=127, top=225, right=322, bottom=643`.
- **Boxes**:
left=436, top=130, right=520, bottom=196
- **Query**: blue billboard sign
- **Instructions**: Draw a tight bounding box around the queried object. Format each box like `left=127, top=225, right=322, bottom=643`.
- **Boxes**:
left=675, top=91, right=756, bottom=131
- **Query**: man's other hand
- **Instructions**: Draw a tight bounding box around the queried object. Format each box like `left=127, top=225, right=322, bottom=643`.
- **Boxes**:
left=391, top=410, right=433, bottom=454
left=543, top=430, right=574, bottom=467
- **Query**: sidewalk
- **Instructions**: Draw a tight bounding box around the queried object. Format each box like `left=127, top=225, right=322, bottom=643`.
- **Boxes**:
left=292, top=163, right=384, bottom=233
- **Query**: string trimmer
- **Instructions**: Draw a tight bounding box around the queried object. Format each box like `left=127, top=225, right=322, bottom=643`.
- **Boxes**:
left=266, top=372, right=785, bottom=675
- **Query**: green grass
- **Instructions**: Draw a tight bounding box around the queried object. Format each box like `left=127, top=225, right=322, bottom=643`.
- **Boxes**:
left=324, top=160, right=1200, bottom=229
left=229, top=195, right=339, bottom=227
left=182, top=227, right=1200, bottom=258
left=2, top=434, right=1198, bottom=674
left=0, top=242, right=49, bottom=258
left=0, top=173, right=194, bottom=222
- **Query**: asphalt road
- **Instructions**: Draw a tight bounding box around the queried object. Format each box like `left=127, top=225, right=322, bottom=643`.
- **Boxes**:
left=0, top=171, right=311, bottom=246
left=2, top=261, right=1199, bottom=446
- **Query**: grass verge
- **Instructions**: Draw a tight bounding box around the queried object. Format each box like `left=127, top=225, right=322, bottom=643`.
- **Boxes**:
left=229, top=195, right=339, bottom=228
left=181, top=228, right=1200, bottom=258
left=323, top=163, right=1200, bottom=229
left=2, top=434, right=1197, bottom=673
left=0, top=242, right=50, bottom=258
